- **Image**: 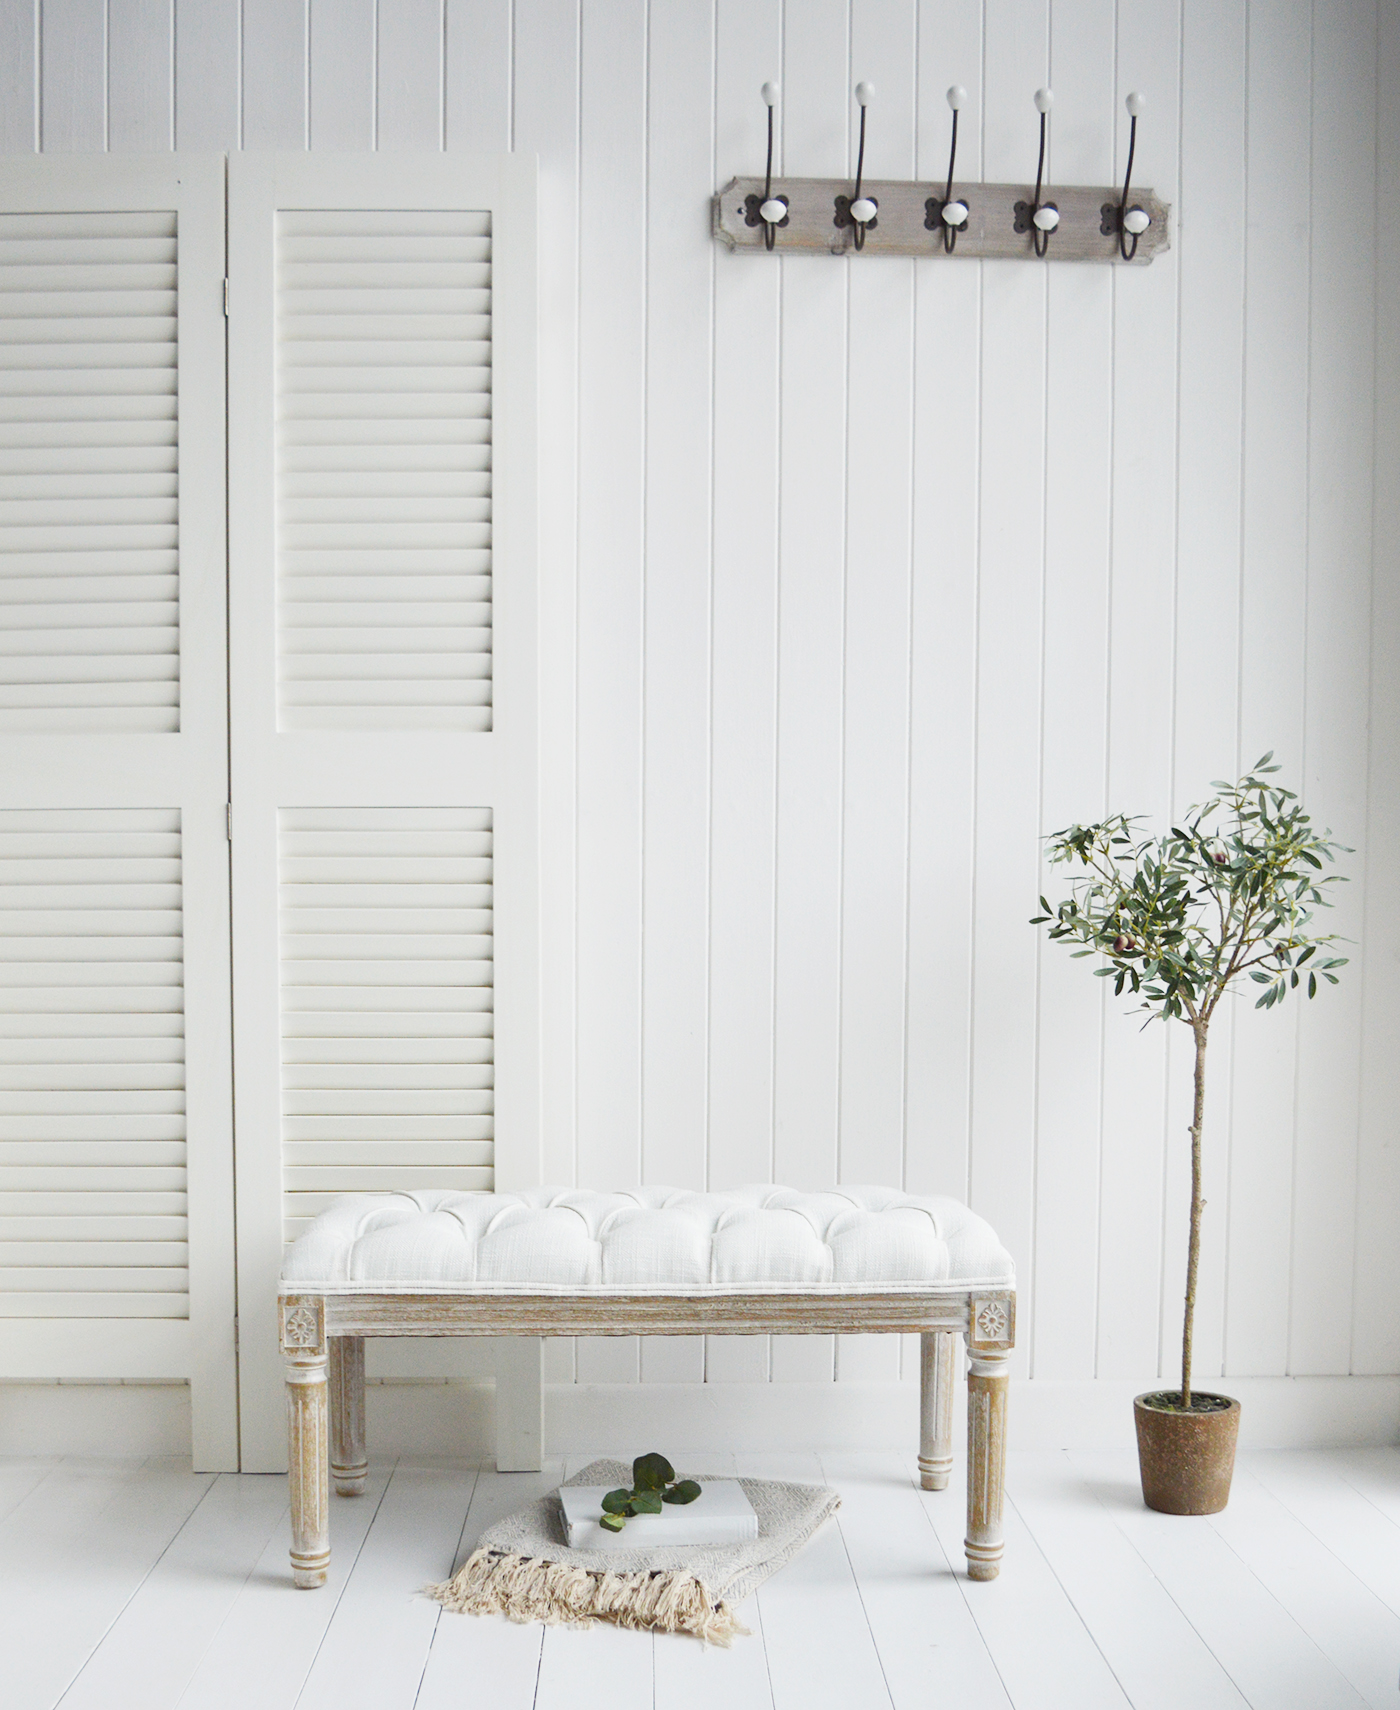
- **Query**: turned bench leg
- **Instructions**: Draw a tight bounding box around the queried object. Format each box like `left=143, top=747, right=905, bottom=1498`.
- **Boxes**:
left=330, top=1336, right=367, bottom=1496
left=281, top=1296, right=330, bottom=1589
left=919, top=1331, right=956, bottom=1490
left=964, top=1345, right=1010, bottom=1580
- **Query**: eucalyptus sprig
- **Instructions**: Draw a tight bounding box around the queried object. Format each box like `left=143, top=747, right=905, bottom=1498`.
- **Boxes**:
left=1031, top=756, right=1349, bottom=1410
left=598, top=1452, right=702, bottom=1533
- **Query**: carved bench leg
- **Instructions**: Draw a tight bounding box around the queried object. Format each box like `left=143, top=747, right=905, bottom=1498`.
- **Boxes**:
left=964, top=1346, right=1009, bottom=1580
left=919, top=1331, right=956, bottom=1490
left=329, top=1336, right=367, bottom=1496
left=281, top=1296, right=330, bottom=1589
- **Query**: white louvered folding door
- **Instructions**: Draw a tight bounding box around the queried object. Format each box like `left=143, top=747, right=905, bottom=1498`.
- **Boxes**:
left=228, top=155, right=539, bottom=1469
left=0, top=157, right=236, bottom=1469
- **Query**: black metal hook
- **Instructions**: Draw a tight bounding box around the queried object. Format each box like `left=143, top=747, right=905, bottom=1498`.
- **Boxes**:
left=1100, top=92, right=1149, bottom=260
left=743, top=82, right=789, bottom=248
left=924, top=85, right=969, bottom=252
left=1013, top=88, right=1059, bottom=256
left=834, top=83, right=878, bottom=250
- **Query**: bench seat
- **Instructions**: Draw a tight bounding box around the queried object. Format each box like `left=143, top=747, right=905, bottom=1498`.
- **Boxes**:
left=278, top=1186, right=1016, bottom=1590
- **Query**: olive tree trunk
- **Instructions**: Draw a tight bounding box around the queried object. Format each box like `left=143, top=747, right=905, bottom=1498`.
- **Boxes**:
left=1181, top=1023, right=1208, bottom=1410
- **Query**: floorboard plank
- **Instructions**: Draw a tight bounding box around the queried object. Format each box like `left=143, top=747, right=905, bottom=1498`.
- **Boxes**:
left=0, top=1456, right=60, bottom=1526
left=295, top=1459, right=480, bottom=1710
left=735, top=1452, right=892, bottom=1710
left=818, top=1451, right=1012, bottom=1710
left=1206, top=1459, right=1400, bottom=1710
left=413, top=1463, right=560, bottom=1710
left=0, top=1457, right=214, bottom=1710
left=915, top=1455, right=1132, bottom=1710
left=1067, top=1449, right=1369, bottom=1710
left=1246, top=1449, right=1400, bottom=1616
left=173, top=1460, right=395, bottom=1710
left=58, top=1472, right=293, bottom=1710
left=1005, top=1451, right=1249, bottom=1710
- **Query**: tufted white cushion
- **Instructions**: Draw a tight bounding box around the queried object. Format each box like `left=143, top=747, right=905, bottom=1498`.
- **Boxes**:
left=280, top=1186, right=1014, bottom=1295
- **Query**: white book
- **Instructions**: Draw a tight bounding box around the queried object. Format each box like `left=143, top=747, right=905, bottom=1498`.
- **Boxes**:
left=559, top=1479, right=758, bottom=1550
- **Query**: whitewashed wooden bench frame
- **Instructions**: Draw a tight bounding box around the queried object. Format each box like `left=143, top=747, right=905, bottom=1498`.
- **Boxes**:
left=279, top=1284, right=1016, bottom=1588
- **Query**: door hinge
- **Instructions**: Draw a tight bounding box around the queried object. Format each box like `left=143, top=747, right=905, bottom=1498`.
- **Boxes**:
left=223, top=277, right=229, bottom=317
left=226, top=803, right=232, bottom=841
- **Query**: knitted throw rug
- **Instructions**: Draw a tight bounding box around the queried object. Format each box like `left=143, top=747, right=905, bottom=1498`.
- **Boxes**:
left=426, top=1459, right=840, bottom=1646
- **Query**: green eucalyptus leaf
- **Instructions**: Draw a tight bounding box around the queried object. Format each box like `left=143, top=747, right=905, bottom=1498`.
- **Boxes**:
left=629, top=1489, right=664, bottom=1515
left=663, top=1480, right=703, bottom=1505
left=633, top=1452, right=675, bottom=1490
left=599, top=1511, right=627, bottom=1532
left=601, top=1488, right=633, bottom=1514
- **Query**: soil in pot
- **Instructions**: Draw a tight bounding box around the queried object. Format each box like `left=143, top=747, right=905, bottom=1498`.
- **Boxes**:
left=1133, top=1390, right=1240, bottom=1515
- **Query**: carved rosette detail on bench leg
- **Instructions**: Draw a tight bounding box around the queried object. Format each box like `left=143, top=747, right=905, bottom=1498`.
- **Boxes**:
left=919, top=1331, right=956, bottom=1490
left=281, top=1296, right=330, bottom=1588
left=964, top=1291, right=1014, bottom=1581
left=329, top=1336, right=367, bottom=1496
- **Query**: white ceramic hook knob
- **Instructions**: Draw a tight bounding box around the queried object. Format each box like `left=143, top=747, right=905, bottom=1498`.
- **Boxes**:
left=851, top=196, right=878, bottom=223
left=760, top=198, right=787, bottom=223
left=1033, top=204, right=1060, bottom=231
left=1125, top=90, right=1145, bottom=118
left=855, top=81, right=874, bottom=106
left=947, top=85, right=966, bottom=111
left=1034, top=87, right=1054, bottom=114
left=942, top=200, right=969, bottom=227
left=1123, top=206, right=1150, bottom=235
left=761, top=81, right=779, bottom=108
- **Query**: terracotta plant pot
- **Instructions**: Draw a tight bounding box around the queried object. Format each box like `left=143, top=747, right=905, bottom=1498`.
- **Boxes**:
left=1133, top=1391, right=1240, bottom=1514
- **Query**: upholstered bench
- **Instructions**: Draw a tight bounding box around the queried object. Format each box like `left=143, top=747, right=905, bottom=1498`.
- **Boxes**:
left=278, top=1186, right=1016, bottom=1588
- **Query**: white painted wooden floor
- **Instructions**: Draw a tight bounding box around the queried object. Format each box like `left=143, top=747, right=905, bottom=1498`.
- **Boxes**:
left=4, top=1447, right=1399, bottom=1710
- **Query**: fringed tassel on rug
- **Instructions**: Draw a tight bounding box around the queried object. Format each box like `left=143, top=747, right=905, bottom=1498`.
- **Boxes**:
left=427, top=1547, right=751, bottom=1646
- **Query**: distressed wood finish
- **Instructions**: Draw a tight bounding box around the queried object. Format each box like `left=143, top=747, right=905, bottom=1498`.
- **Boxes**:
left=328, top=1336, right=366, bottom=1497
left=919, top=1330, right=956, bottom=1491
left=713, top=176, right=1170, bottom=262
left=279, top=1284, right=1015, bottom=1584
left=280, top=1296, right=329, bottom=1587
left=317, top=1289, right=979, bottom=1339
left=964, top=1347, right=1011, bottom=1581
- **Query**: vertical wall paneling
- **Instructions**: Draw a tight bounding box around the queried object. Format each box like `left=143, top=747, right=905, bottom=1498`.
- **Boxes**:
left=1093, top=0, right=1182, bottom=1384
left=445, top=0, right=512, bottom=152
left=173, top=0, right=239, bottom=151
left=1029, top=0, right=1114, bottom=1383
left=241, top=0, right=308, bottom=152
left=107, top=0, right=173, bottom=153
left=308, top=0, right=375, bottom=151
left=1288, top=0, right=1376, bottom=1375
left=0, top=0, right=38, bottom=153
left=40, top=0, right=106, bottom=152
left=1353, top=0, right=1400, bottom=1377
left=572, top=0, right=646, bottom=1386
left=228, top=152, right=537, bottom=1467
left=377, top=0, right=444, bottom=150
left=968, top=0, right=1049, bottom=1384
left=1161, top=0, right=1247, bottom=1387
left=638, top=0, right=711, bottom=1389
left=834, top=0, right=917, bottom=1387
left=765, top=0, right=844, bottom=1387
left=0, top=155, right=234, bottom=1467
left=903, top=0, right=982, bottom=1218
left=1225, top=0, right=1313, bottom=1380
left=705, top=0, right=783, bottom=1388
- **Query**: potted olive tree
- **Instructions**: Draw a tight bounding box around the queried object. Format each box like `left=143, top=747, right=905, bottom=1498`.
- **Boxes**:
left=1032, top=757, right=1347, bottom=1513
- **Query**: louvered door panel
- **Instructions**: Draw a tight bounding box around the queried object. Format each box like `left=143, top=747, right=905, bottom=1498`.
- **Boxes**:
left=0, top=808, right=187, bottom=1317
left=0, top=212, right=179, bottom=733
left=276, top=211, right=492, bottom=731
left=279, top=807, right=493, bottom=1240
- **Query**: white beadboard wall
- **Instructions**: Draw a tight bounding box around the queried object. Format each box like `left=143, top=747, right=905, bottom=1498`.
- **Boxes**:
left=2, top=0, right=1396, bottom=1411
